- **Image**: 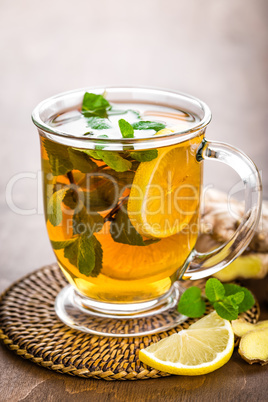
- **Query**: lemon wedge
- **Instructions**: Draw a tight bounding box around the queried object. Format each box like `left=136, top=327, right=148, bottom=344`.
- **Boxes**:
left=127, top=129, right=201, bottom=238
left=139, top=311, right=234, bottom=375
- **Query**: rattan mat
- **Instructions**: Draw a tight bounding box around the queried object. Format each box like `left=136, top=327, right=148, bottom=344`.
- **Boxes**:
left=0, top=263, right=260, bottom=381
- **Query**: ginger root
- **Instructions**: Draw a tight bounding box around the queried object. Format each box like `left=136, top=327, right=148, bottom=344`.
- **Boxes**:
left=238, top=328, right=268, bottom=365
left=202, top=189, right=268, bottom=253
left=213, top=253, right=268, bottom=282
left=232, top=319, right=268, bottom=338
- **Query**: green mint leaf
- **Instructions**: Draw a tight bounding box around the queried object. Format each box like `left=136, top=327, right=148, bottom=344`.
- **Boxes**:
left=205, top=278, right=225, bottom=302
left=50, top=239, right=76, bottom=250
left=43, top=139, right=73, bottom=176
left=223, top=284, right=255, bottom=313
left=96, top=151, right=132, bottom=172
left=90, top=236, right=103, bottom=277
left=64, top=238, right=79, bottom=266
left=86, top=117, right=111, bottom=130
left=80, top=149, right=102, bottom=160
left=129, top=149, right=158, bottom=162
left=132, top=121, right=166, bottom=131
left=82, top=92, right=110, bottom=118
left=62, top=234, right=103, bottom=277
left=73, top=207, right=104, bottom=236
left=68, top=148, right=98, bottom=173
left=77, top=233, right=96, bottom=276
left=47, top=188, right=68, bottom=226
left=213, top=299, right=239, bottom=320
left=110, top=207, right=149, bottom=246
left=63, top=189, right=78, bottom=209
left=118, top=119, right=134, bottom=138
left=177, top=287, right=206, bottom=318
left=226, top=291, right=245, bottom=306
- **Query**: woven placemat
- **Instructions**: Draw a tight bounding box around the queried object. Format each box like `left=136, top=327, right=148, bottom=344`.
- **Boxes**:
left=0, top=263, right=260, bottom=381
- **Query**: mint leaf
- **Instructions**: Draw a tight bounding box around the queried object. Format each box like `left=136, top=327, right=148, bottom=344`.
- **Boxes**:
left=77, top=233, right=96, bottom=275
left=177, top=287, right=206, bottom=318
left=81, top=149, right=102, bottom=160
left=226, top=291, right=244, bottom=306
left=86, top=117, right=111, bottom=129
left=118, top=119, right=134, bottom=138
left=110, top=208, right=145, bottom=246
left=130, top=150, right=158, bottom=162
left=132, top=121, right=166, bottom=132
left=51, top=239, right=76, bottom=250
left=68, top=148, right=98, bottom=173
left=63, top=189, right=78, bottom=209
left=213, top=299, right=239, bottom=320
left=64, top=238, right=79, bottom=266
left=96, top=151, right=132, bottom=172
left=223, top=284, right=255, bottom=313
left=59, top=234, right=103, bottom=277
left=82, top=92, right=110, bottom=118
left=90, top=236, right=103, bottom=277
left=73, top=207, right=104, bottom=235
left=205, top=278, right=225, bottom=302
left=47, top=188, right=68, bottom=226
left=43, top=139, right=73, bottom=176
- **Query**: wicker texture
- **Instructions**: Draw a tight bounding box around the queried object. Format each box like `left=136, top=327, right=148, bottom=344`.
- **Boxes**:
left=0, top=264, right=260, bottom=380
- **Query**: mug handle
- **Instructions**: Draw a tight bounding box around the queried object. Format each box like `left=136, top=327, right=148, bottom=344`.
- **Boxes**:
left=180, top=139, right=262, bottom=280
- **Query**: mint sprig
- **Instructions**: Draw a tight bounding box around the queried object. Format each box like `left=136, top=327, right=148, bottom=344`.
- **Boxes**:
left=132, top=121, right=166, bottom=131
left=118, top=119, right=134, bottom=138
left=82, top=92, right=111, bottom=118
left=178, top=278, right=255, bottom=321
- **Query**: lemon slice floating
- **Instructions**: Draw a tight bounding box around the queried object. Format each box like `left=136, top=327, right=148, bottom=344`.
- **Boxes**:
left=139, top=311, right=234, bottom=376
left=127, top=129, right=201, bottom=238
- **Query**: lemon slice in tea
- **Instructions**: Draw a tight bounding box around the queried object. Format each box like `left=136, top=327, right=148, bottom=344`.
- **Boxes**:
left=128, top=129, right=201, bottom=238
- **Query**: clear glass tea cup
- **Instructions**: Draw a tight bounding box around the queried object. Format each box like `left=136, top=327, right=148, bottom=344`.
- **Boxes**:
left=32, top=87, right=262, bottom=336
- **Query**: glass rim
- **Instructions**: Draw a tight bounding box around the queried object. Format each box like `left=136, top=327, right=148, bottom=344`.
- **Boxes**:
left=31, top=86, right=212, bottom=144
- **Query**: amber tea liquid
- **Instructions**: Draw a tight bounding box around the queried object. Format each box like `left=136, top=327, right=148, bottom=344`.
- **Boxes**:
left=42, top=102, right=203, bottom=303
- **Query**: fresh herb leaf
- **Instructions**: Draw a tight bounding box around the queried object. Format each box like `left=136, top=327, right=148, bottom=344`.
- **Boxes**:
left=51, top=239, right=76, bottom=250
left=68, top=148, right=98, bottom=173
left=226, top=292, right=245, bottom=306
left=110, top=208, right=145, bottom=246
left=110, top=208, right=157, bottom=246
left=77, top=233, right=96, bottom=275
left=205, top=278, right=225, bottom=303
left=47, top=188, right=68, bottom=226
left=213, top=299, right=239, bottom=321
left=129, top=149, right=158, bottom=162
left=43, top=139, right=73, bottom=176
left=64, top=239, right=79, bottom=266
left=86, top=117, right=111, bottom=130
left=54, top=233, right=103, bottom=277
left=82, top=92, right=110, bottom=118
left=90, top=236, right=103, bottom=277
left=96, top=151, right=132, bottom=172
left=118, top=119, right=134, bottom=138
left=81, top=149, right=102, bottom=160
left=73, top=207, right=104, bottom=235
left=63, top=189, right=78, bottom=209
left=177, top=287, right=206, bottom=318
left=132, top=121, right=166, bottom=131
left=223, top=284, right=255, bottom=313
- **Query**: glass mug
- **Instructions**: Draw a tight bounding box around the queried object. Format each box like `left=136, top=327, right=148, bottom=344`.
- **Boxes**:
left=32, top=87, right=262, bottom=336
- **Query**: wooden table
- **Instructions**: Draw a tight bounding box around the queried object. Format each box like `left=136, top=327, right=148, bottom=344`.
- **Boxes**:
left=1, top=0, right=267, bottom=400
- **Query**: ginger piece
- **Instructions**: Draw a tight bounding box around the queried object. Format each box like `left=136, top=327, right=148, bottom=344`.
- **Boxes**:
left=213, top=253, right=268, bottom=282
left=202, top=189, right=268, bottom=253
left=232, top=319, right=268, bottom=338
left=238, top=328, right=268, bottom=365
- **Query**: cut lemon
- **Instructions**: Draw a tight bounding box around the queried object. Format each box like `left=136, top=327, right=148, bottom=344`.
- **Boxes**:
left=128, top=129, right=202, bottom=238
left=139, top=311, right=234, bottom=375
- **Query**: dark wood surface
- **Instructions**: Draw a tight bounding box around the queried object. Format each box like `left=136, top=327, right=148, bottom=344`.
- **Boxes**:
left=1, top=0, right=268, bottom=400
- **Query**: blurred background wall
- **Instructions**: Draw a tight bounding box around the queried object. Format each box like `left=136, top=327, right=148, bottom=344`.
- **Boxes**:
left=0, top=0, right=267, bottom=287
